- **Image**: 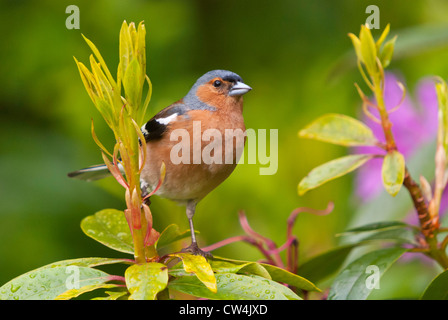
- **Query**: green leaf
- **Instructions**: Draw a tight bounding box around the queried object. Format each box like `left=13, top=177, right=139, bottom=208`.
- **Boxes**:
left=91, top=290, right=128, bottom=300
left=155, top=224, right=195, bottom=250
left=55, top=283, right=119, bottom=300
left=44, top=257, right=129, bottom=269
left=0, top=257, right=127, bottom=300
left=357, top=228, right=417, bottom=245
left=210, top=256, right=319, bottom=291
left=136, top=22, right=147, bottom=84
left=260, top=263, right=320, bottom=292
left=340, top=221, right=410, bottom=234
left=297, top=245, right=357, bottom=284
left=299, top=113, right=377, bottom=146
left=123, top=57, right=142, bottom=108
left=247, top=275, right=302, bottom=300
left=328, top=247, right=407, bottom=300
left=338, top=221, right=418, bottom=245
left=81, top=34, right=116, bottom=88
left=0, top=266, right=110, bottom=300
left=436, top=79, right=448, bottom=155
left=421, top=269, right=448, bottom=300
left=359, top=25, right=377, bottom=74
left=379, top=36, right=397, bottom=68
left=348, top=141, right=436, bottom=237
left=170, top=253, right=217, bottom=293
left=376, top=23, right=390, bottom=49
left=348, top=33, right=363, bottom=63
left=299, top=154, right=373, bottom=195
left=119, top=21, right=134, bottom=81
left=81, top=208, right=134, bottom=254
left=382, top=150, right=405, bottom=196
left=168, top=273, right=300, bottom=300
left=125, top=263, right=168, bottom=300
left=209, top=258, right=271, bottom=279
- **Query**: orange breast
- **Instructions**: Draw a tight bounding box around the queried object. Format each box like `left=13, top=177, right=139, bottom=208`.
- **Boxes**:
left=140, top=107, right=246, bottom=203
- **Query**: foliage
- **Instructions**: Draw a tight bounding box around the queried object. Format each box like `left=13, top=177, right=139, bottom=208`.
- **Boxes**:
left=0, top=21, right=321, bottom=301
left=2, top=15, right=448, bottom=300
left=299, top=24, right=448, bottom=299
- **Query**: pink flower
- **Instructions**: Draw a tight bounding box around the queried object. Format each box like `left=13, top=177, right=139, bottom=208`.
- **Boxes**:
left=354, top=73, right=439, bottom=202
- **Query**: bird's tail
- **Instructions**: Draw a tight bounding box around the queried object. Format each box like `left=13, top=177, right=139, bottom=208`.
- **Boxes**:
left=67, top=164, right=112, bottom=181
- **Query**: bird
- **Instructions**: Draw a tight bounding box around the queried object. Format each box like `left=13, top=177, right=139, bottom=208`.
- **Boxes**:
left=68, top=70, right=252, bottom=257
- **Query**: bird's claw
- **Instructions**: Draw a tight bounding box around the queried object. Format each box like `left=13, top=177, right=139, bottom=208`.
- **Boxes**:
left=181, top=242, right=213, bottom=259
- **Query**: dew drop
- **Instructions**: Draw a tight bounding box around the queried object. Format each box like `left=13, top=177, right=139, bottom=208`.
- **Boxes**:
left=10, top=284, right=21, bottom=293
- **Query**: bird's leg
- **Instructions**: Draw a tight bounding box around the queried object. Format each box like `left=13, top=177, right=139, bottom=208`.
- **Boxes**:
left=181, top=201, right=212, bottom=258
left=140, top=180, right=151, bottom=206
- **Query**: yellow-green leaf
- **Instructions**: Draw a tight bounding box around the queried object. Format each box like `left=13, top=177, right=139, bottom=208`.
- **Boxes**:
left=435, top=78, right=448, bottom=155
left=136, top=21, right=146, bottom=84
left=382, top=150, right=405, bottom=196
left=155, top=224, right=195, bottom=250
left=380, top=36, right=397, bottom=68
left=376, top=23, right=390, bottom=49
left=168, top=273, right=300, bottom=300
left=81, top=209, right=134, bottom=254
left=119, top=21, right=134, bottom=81
left=56, top=283, right=119, bottom=300
left=92, top=290, right=128, bottom=300
left=299, top=113, right=378, bottom=146
left=123, top=57, right=142, bottom=109
left=209, top=259, right=271, bottom=280
left=299, top=154, right=374, bottom=195
left=81, top=34, right=116, bottom=88
left=0, top=266, right=110, bottom=300
left=170, top=253, right=217, bottom=293
left=348, top=33, right=363, bottom=63
left=89, top=55, right=114, bottom=108
left=125, top=263, right=168, bottom=300
left=359, top=25, right=377, bottom=74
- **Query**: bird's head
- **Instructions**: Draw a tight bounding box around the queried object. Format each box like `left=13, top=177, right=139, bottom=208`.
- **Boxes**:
left=184, top=70, right=252, bottom=111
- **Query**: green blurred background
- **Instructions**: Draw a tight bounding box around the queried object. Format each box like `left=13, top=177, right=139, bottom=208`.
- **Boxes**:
left=2, top=0, right=448, bottom=299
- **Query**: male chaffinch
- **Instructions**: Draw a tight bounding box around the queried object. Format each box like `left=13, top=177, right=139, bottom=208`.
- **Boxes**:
left=69, top=70, right=252, bottom=256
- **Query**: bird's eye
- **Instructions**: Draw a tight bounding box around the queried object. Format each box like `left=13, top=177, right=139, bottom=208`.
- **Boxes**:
left=213, top=80, right=222, bottom=87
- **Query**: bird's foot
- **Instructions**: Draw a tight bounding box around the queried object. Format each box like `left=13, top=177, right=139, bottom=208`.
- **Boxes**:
left=181, top=242, right=213, bottom=259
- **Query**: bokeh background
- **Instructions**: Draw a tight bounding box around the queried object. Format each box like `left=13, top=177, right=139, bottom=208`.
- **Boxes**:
left=2, top=0, right=448, bottom=299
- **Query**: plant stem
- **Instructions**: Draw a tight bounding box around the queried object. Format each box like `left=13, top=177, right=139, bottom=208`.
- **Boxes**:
left=402, top=169, right=435, bottom=239
left=133, top=225, right=146, bottom=264
left=373, top=78, right=448, bottom=269
left=373, top=80, right=397, bottom=152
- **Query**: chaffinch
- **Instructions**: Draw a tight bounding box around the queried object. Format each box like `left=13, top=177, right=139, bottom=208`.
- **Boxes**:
left=69, top=70, right=252, bottom=256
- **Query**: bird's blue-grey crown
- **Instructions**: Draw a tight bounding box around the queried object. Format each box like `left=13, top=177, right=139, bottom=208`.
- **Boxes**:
left=187, top=70, right=243, bottom=94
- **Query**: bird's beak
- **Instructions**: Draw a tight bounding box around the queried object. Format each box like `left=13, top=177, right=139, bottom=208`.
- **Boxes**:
left=229, top=81, right=252, bottom=96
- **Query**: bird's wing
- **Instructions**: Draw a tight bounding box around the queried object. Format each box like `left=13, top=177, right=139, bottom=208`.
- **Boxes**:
left=141, top=100, right=188, bottom=142
left=68, top=101, right=187, bottom=181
